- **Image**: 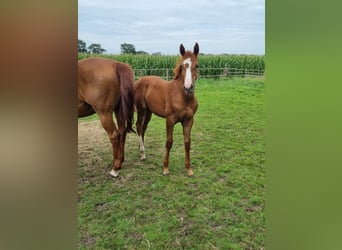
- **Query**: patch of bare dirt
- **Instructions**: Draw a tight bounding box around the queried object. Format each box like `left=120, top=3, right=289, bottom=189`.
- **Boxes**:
left=80, top=233, right=96, bottom=247
left=78, top=119, right=144, bottom=181
left=78, top=120, right=110, bottom=167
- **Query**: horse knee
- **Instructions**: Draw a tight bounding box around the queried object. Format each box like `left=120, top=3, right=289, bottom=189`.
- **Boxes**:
left=110, top=130, right=120, bottom=145
left=165, top=139, right=173, bottom=150
left=184, top=141, right=191, bottom=151
left=118, top=127, right=126, bottom=136
left=135, top=116, right=143, bottom=134
left=136, top=123, right=142, bottom=136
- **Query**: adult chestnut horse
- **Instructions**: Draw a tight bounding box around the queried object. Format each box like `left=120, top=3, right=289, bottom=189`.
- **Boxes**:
left=78, top=57, right=135, bottom=178
left=135, top=43, right=199, bottom=176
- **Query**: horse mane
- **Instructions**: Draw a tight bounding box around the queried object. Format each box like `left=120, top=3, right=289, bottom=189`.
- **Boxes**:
left=173, top=61, right=182, bottom=80
left=115, top=62, right=135, bottom=133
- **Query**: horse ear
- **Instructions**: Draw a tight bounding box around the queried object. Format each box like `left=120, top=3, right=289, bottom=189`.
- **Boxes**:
left=180, top=44, right=186, bottom=56
left=193, top=42, right=199, bottom=56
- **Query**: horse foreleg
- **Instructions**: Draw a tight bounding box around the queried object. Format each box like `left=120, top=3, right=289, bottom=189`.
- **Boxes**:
left=98, top=113, right=121, bottom=177
left=182, top=118, right=194, bottom=176
left=163, top=118, right=175, bottom=175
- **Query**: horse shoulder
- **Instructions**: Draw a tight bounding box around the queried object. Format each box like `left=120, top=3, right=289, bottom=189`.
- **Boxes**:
left=192, top=97, right=199, bottom=113
left=183, top=97, right=198, bottom=118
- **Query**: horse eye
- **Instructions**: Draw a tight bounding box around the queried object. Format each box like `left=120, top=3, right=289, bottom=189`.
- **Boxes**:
left=195, top=64, right=199, bottom=69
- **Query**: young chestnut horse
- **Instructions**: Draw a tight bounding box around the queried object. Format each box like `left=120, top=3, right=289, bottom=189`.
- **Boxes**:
left=78, top=57, right=135, bottom=178
left=134, top=43, right=199, bottom=176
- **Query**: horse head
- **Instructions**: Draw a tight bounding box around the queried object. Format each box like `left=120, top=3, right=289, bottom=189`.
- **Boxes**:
left=174, top=43, right=199, bottom=94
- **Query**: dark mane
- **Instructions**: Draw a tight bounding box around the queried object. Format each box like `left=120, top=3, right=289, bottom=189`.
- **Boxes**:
left=173, top=61, right=182, bottom=80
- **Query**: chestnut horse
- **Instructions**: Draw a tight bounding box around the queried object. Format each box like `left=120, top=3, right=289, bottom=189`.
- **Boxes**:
left=78, top=57, right=135, bottom=178
left=134, top=43, right=199, bottom=176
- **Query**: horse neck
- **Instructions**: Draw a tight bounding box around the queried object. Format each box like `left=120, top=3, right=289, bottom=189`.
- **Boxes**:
left=170, top=77, right=195, bottom=100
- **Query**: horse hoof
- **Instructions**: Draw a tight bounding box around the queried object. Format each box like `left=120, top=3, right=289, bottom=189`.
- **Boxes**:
left=163, top=172, right=169, bottom=176
left=187, top=170, right=194, bottom=177
left=109, top=169, right=119, bottom=178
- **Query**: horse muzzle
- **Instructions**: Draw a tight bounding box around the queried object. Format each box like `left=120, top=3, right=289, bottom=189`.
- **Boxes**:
left=184, top=84, right=195, bottom=94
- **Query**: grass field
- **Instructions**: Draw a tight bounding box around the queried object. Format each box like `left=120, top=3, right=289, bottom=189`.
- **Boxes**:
left=78, top=77, right=265, bottom=249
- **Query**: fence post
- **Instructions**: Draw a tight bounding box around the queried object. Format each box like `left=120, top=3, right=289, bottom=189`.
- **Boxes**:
left=224, top=68, right=229, bottom=77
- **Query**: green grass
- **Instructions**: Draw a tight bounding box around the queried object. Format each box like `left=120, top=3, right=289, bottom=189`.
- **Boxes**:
left=78, top=77, right=265, bottom=249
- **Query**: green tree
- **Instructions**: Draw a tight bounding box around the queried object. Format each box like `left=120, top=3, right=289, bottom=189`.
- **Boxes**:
left=121, top=43, right=136, bottom=54
left=78, top=39, right=88, bottom=53
left=88, top=43, right=106, bottom=54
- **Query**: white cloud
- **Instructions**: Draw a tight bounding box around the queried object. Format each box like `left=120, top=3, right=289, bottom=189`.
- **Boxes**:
left=78, top=0, right=264, bottom=54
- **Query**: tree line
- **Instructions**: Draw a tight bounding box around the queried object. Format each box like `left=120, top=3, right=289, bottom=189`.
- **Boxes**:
left=78, top=39, right=151, bottom=55
left=78, top=39, right=106, bottom=54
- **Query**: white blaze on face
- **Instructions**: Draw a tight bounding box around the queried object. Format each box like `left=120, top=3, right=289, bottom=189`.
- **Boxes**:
left=183, top=58, right=192, bottom=89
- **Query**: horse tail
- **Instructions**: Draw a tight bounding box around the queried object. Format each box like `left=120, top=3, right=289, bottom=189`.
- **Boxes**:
left=116, top=62, right=135, bottom=133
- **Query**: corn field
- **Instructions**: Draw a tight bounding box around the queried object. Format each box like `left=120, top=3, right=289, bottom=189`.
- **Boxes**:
left=78, top=53, right=264, bottom=79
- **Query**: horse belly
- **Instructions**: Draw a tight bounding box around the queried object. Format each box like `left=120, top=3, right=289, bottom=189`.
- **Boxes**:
left=145, top=94, right=167, bottom=118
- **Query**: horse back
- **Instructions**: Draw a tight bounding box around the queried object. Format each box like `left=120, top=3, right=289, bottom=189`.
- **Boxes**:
left=78, top=58, right=120, bottom=88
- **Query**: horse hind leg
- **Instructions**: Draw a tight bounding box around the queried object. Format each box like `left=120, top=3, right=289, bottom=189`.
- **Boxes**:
left=139, top=135, right=146, bottom=160
left=114, top=108, right=127, bottom=164
left=98, top=112, right=121, bottom=178
left=140, top=110, right=152, bottom=160
left=136, top=108, right=151, bottom=160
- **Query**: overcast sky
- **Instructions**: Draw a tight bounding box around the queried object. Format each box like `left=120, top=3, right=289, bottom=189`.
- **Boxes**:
left=78, top=0, right=264, bottom=55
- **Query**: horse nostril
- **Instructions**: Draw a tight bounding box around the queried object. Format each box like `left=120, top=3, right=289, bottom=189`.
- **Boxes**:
left=184, top=84, right=194, bottom=93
